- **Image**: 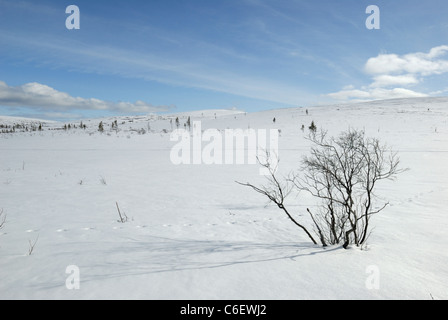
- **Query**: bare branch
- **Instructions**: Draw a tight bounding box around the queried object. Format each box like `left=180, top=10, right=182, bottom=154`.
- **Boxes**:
left=0, top=209, right=6, bottom=230
left=28, top=235, right=39, bottom=256
left=236, top=151, right=318, bottom=245
left=116, top=202, right=128, bottom=223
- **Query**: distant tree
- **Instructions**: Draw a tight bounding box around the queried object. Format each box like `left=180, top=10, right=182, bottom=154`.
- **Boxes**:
left=187, top=116, right=191, bottom=130
left=98, top=121, right=104, bottom=132
left=309, top=121, right=317, bottom=133
left=111, top=120, right=118, bottom=131
left=273, top=117, right=276, bottom=123
left=175, top=117, right=180, bottom=129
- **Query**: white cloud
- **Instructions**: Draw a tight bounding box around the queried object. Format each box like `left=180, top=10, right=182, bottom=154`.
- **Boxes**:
left=328, top=46, right=448, bottom=102
left=365, top=45, right=448, bottom=76
left=328, top=87, right=427, bottom=101
left=370, top=74, right=419, bottom=88
left=327, top=89, right=371, bottom=101
left=0, top=81, right=171, bottom=114
left=429, top=87, right=448, bottom=95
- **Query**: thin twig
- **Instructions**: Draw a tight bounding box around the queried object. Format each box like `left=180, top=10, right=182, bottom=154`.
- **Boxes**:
left=0, top=209, right=6, bottom=230
left=28, top=235, right=39, bottom=255
left=116, top=202, right=128, bottom=223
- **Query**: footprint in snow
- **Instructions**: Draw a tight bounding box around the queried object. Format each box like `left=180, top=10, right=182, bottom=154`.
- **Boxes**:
left=56, top=229, right=68, bottom=232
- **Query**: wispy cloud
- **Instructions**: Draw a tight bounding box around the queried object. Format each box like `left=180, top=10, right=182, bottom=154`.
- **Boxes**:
left=0, top=30, right=314, bottom=106
left=0, top=81, right=172, bottom=114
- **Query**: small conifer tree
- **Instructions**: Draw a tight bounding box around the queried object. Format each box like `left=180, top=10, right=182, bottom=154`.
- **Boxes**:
left=187, top=116, right=191, bottom=130
left=309, top=121, right=317, bottom=133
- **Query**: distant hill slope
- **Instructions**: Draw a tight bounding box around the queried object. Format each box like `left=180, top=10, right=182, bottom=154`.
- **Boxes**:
left=0, top=115, right=58, bottom=126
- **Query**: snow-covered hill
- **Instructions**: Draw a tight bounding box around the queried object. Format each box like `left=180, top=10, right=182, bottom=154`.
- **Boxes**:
left=0, top=97, right=447, bottom=299
left=0, top=115, right=57, bottom=125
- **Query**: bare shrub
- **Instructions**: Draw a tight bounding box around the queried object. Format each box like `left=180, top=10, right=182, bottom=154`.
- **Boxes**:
left=238, top=129, right=406, bottom=249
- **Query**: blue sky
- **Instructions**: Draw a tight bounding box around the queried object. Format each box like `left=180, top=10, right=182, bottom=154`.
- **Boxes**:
left=1, top=0, right=448, bottom=120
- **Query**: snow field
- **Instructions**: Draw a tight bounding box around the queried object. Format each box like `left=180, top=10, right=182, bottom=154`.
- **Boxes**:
left=0, top=97, right=447, bottom=299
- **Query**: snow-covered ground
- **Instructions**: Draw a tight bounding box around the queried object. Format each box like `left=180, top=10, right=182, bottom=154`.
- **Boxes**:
left=0, top=97, right=447, bottom=300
